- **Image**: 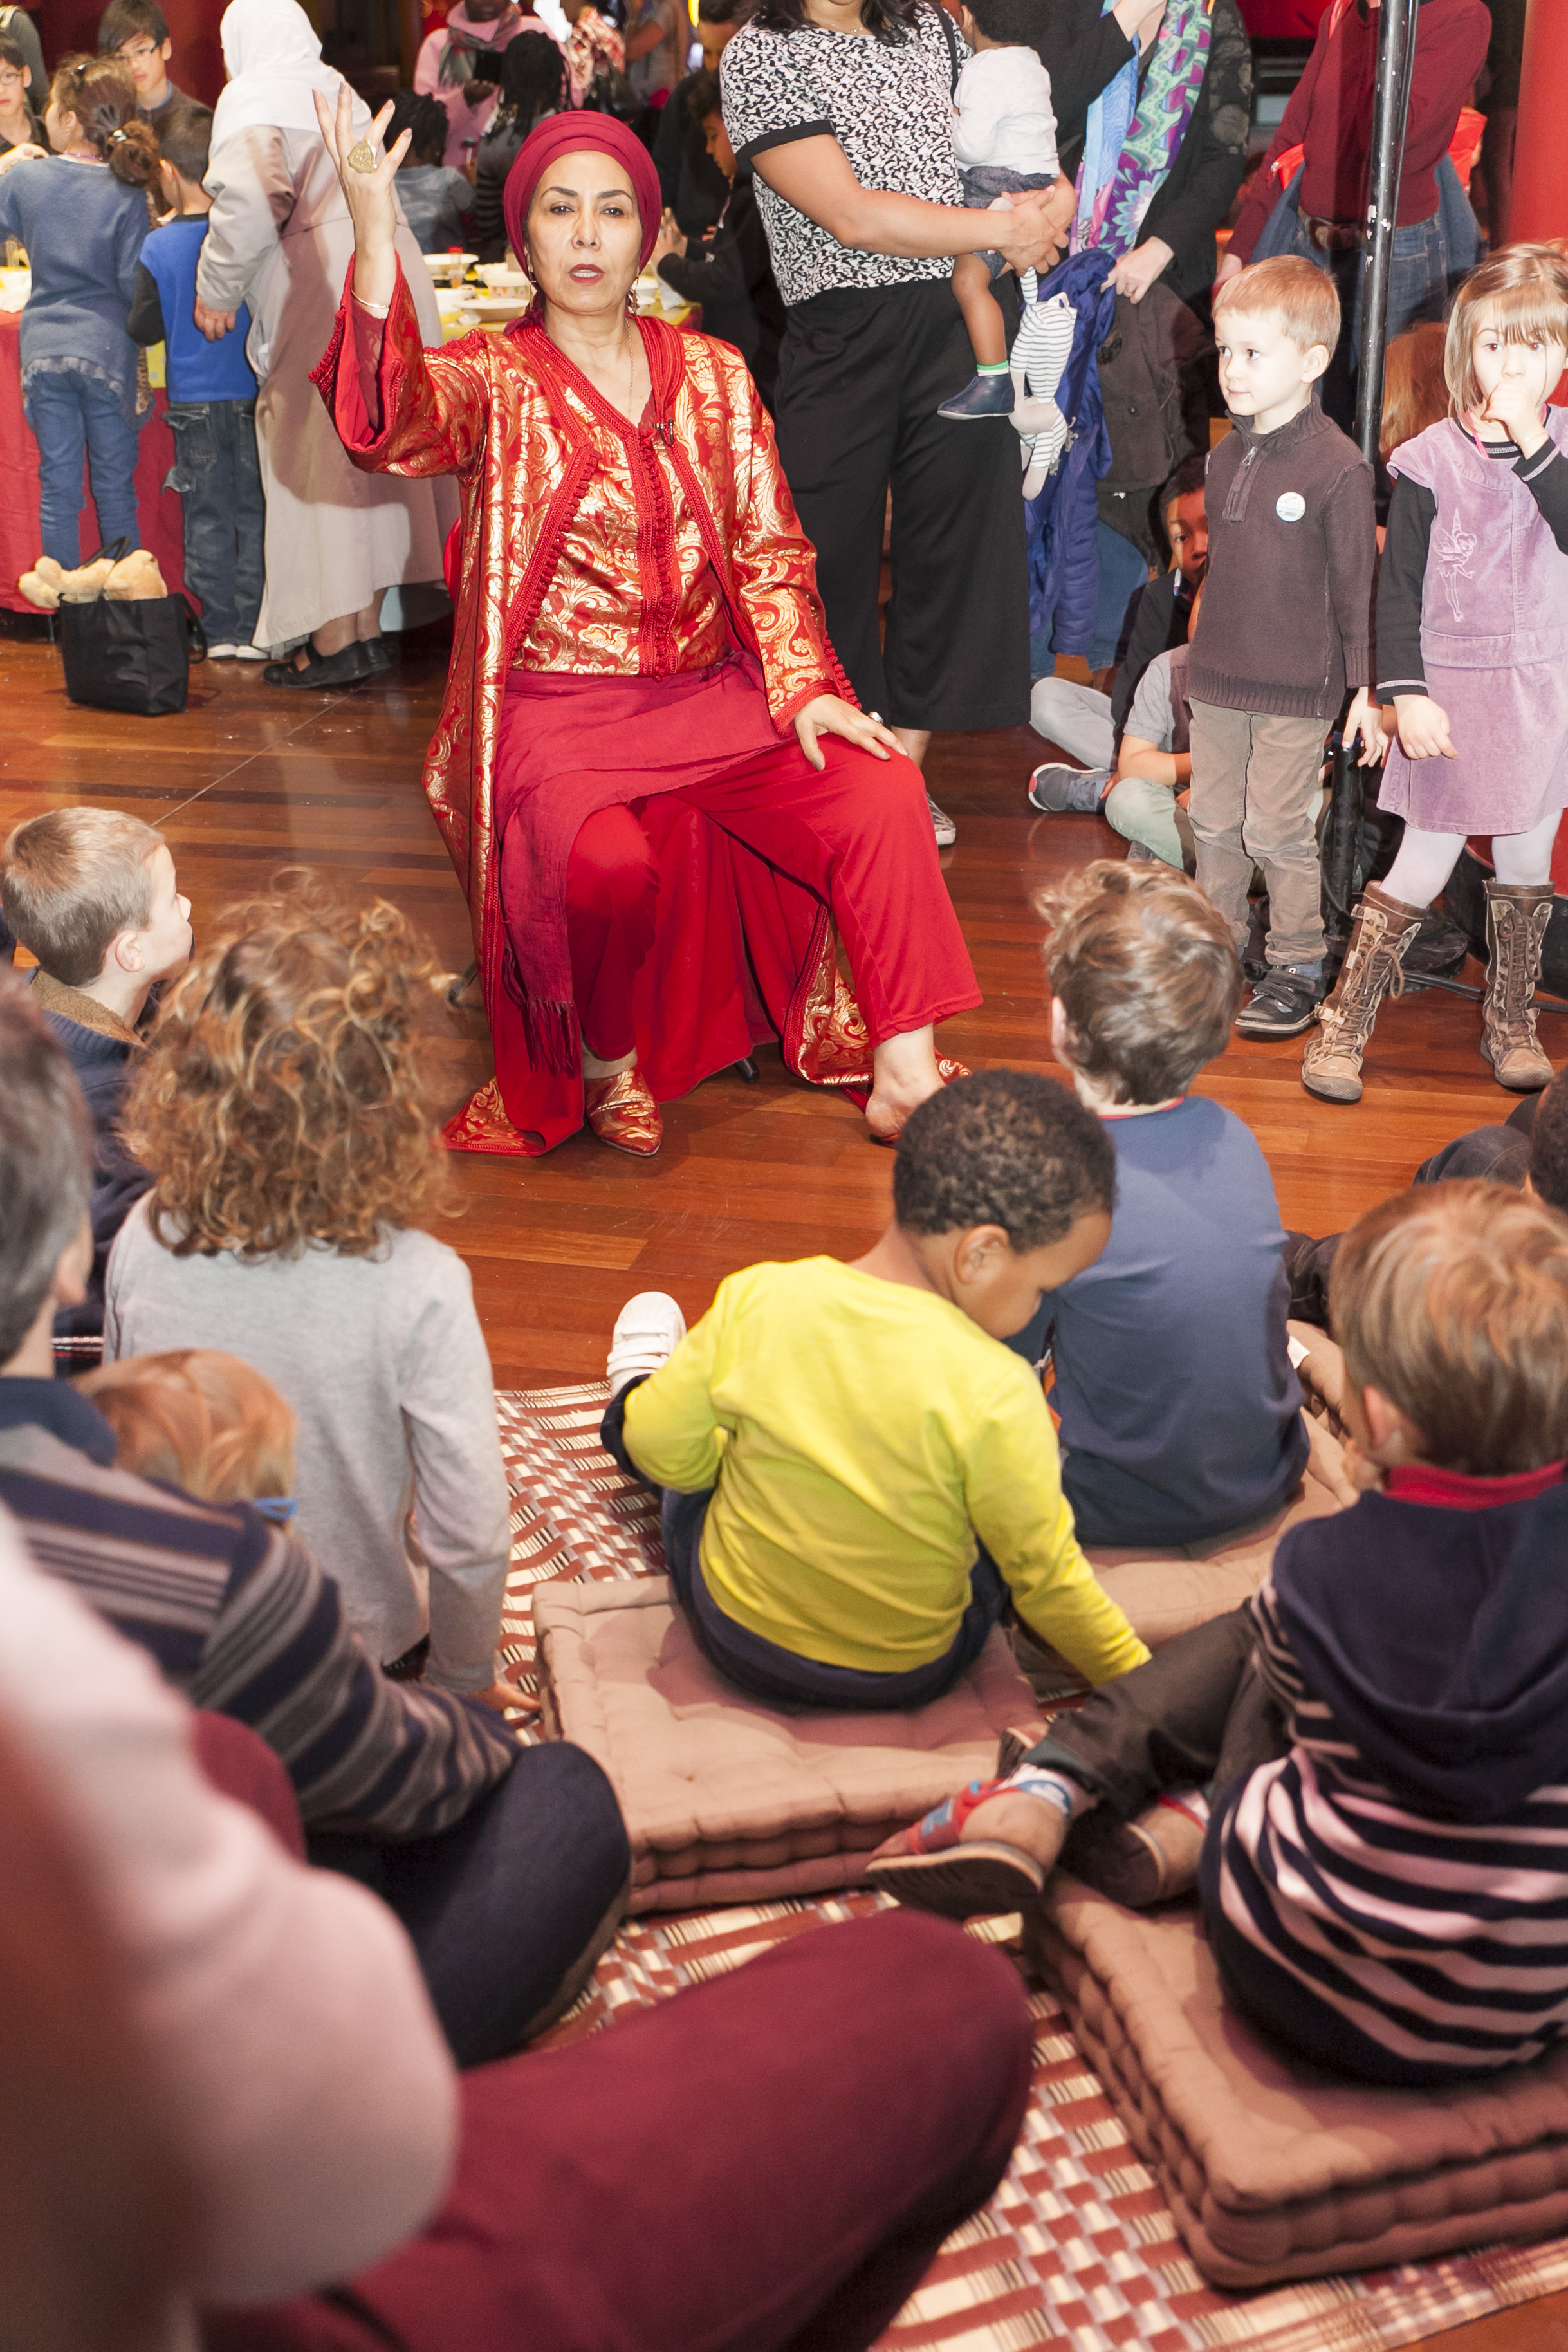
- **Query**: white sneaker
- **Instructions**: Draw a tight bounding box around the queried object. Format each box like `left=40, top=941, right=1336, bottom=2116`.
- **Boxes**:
left=607, top=1291, right=687, bottom=1398
left=206, top=642, right=239, bottom=658
left=927, top=792, right=957, bottom=847
left=235, top=644, right=269, bottom=662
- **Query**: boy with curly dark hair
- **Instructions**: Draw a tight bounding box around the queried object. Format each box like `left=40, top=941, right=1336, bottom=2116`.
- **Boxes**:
left=600, top=1070, right=1148, bottom=1710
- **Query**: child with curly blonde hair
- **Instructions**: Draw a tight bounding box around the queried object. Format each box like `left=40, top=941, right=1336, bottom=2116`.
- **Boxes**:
left=104, top=875, right=513, bottom=1706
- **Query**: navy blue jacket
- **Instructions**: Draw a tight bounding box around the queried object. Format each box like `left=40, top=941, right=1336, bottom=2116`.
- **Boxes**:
left=1026, top=248, right=1117, bottom=662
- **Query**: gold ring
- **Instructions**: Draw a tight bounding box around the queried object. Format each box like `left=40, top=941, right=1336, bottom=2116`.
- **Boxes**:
left=347, top=139, right=378, bottom=172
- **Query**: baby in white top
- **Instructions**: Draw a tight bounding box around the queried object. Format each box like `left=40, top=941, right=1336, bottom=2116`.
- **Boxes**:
left=939, top=0, right=1073, bottom=423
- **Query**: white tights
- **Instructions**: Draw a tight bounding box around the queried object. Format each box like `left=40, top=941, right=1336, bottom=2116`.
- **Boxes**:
left=1381, top=811, right=1563, bottom=909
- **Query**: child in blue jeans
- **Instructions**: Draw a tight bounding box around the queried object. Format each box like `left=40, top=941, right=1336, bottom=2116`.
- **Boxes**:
left=0, top=56, right=161, bottom=566
left=126, top=104, right=265, bottom=657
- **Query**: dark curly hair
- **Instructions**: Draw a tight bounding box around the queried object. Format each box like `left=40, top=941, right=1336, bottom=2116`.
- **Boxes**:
left=893, top=1070, right=1115, bottom=1250
left=122, top=874, right=451, bottom=1261
left=1529, top=1070, right=1568, bottom=1218
left=387, top=87, right=452, bottom=166
left=749, top=0, right=927, bottom=45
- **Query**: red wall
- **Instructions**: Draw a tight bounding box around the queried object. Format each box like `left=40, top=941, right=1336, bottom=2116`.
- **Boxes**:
left=33, top=0, right=225, bottom=104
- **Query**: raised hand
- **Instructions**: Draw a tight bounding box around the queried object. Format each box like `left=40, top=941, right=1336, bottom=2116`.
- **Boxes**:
left=312, top=82, right=409, bottom=310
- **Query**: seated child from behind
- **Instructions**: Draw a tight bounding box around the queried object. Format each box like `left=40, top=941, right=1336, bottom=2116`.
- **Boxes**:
left=601, top=1070, right=1150, bottom=1710
left=126, top=104, right=264, bottom=660
left=939, top=0, right=1073, bottom=422
left=386, top=89, right=476, bottom=254
left=80, top=1346, right=296, bottom=1513
left=1102, top=579, right=1201, bottom=871
left=1008, top=862, right=1308, bottom=1548
left=882, top=1183, right=1568, bottom=2089
left=0, top=809, right=192, bottom=1345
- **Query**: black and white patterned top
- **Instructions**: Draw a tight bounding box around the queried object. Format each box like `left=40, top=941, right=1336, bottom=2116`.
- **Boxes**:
left=719, top=5, right=963, bottom=308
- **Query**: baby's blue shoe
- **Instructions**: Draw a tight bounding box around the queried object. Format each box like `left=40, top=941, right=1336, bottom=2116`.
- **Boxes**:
left=937, top=373, right=1015, bottom=421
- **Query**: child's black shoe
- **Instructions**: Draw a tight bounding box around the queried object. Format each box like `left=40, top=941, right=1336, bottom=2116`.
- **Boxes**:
left=1235, top=967, right=1323, bottom=1039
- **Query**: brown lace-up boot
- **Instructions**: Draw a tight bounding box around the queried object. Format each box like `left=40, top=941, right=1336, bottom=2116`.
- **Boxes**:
left=1482, top=879, right=1555, bottom=1092
left=1300, top=882, right=1424, bottom=1104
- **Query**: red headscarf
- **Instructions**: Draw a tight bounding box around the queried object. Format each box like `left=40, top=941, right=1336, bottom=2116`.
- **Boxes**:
left=501, top=111, right=662, bottom=274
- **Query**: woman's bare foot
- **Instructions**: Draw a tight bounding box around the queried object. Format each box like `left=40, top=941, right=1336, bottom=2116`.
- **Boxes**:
left=865, top=1024, right=942, bottom=1140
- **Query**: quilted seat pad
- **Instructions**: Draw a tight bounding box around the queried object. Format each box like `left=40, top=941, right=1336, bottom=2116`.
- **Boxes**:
left=533, top=1579, right=1044, bottom=1914
left=1029, top=1879, right=1568, bottom=2290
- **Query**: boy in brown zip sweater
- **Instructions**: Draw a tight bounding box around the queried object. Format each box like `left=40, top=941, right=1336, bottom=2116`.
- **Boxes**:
left=1186, top=255, right=1381, bottom=1041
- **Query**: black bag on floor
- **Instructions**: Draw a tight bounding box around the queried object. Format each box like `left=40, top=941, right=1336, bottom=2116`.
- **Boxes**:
left=57, top=540, right=207, bottom=716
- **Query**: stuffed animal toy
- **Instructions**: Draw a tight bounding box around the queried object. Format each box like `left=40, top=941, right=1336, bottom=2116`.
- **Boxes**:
left=17, top=548, right=167, bottom=609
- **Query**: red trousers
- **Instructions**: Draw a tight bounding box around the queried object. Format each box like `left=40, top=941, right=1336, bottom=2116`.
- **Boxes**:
left=546, top=734, right=979, bottom=1061
left=206, top=1910, right=1032, bottom=2352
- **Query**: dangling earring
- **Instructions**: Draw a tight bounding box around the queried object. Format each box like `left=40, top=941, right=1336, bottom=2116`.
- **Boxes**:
left=626, top=285, right=638, bottom=315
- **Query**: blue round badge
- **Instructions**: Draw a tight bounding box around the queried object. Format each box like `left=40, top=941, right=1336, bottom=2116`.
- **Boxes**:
left=1276, top=492, right=1307, bottom=522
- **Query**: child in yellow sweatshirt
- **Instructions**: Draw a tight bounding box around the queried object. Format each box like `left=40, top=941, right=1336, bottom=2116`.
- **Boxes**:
left=600, top=1070, right=1149, bottom=1710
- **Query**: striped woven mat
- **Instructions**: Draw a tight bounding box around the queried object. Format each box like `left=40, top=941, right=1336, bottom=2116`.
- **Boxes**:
left=495, top=1385, right=1568, bottom=2351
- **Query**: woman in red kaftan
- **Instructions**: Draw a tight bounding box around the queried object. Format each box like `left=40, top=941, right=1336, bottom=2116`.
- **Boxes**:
left=309, top=95, right=981, bottom=1158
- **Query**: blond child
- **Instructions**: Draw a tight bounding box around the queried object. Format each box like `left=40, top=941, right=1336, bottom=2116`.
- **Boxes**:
left=1186, top=255, right=1381, bottom=1041
left=79, top=1346, right=297, bottom=1511
left=1, top=807, right=192, bottom=1348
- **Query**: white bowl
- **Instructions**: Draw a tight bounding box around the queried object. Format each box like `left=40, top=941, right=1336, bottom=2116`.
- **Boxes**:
left=475, top=262, right=528, bottom=289
left=422, top=252, right=477, bottom=283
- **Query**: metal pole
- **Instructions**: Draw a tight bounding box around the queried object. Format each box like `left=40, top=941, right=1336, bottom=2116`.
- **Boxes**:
left=1354, top=0, right=1420, bottom=464
left=1325, top=0, right=1420, bottom=946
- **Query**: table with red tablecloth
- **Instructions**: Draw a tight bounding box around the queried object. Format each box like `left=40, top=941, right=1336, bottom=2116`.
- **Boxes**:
left=0, top=310, right=187, bottom=614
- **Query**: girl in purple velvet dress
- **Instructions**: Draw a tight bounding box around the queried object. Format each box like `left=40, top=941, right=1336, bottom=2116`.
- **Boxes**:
left=1302, top=246, right=1568, bottom=1107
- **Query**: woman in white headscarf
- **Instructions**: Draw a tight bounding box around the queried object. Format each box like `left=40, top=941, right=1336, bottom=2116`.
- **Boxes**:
left=194, top=0, right=457, bottom=683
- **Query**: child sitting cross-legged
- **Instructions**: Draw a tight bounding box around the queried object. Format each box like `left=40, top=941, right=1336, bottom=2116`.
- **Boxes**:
left=1100, top=580, right=1201, bottom=871
left=874, top=1181, right=1568, bottom=2088
left=1004, top=861, right=1311, bottom=1553
left=600, top=1070, right=1150, bottom=1712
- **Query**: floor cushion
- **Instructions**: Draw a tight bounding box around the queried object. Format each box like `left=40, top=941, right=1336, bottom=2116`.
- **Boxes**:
left=1028, top=1878, right=1568, bottom=2290
left=533, top=1578, right=1042, bottom=1914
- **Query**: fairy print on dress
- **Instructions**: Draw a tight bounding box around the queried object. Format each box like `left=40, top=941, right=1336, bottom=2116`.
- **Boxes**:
left=1432, top=506, right=1478, bottom=621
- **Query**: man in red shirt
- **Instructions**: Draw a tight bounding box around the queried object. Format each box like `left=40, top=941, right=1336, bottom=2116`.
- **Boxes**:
left=1221, top=0, right=1490, bottom=423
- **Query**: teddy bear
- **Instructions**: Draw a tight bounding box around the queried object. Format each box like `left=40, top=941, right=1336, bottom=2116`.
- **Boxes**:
left=17, top=548, right=167, bottom=609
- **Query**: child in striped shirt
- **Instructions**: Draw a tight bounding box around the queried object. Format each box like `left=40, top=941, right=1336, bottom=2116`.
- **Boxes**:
left=874, top=1180, right=1568, bottom=2088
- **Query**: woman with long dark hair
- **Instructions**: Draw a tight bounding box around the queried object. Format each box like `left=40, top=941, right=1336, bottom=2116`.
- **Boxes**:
left=470, top=29, right=570, bottom=259
left=719, top=0, right=1069, bottom=844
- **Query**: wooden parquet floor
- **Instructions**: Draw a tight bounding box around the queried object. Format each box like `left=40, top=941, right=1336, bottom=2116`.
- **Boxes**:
left=5, top=622, right=1564, bottom=2350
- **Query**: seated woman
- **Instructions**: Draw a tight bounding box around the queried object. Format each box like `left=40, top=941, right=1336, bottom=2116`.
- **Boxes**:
left=310, top=95, right=979, bottom=1158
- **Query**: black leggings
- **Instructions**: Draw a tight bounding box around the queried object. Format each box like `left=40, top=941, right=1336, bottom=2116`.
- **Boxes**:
left=773, top=277, right=1029, bottom=735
